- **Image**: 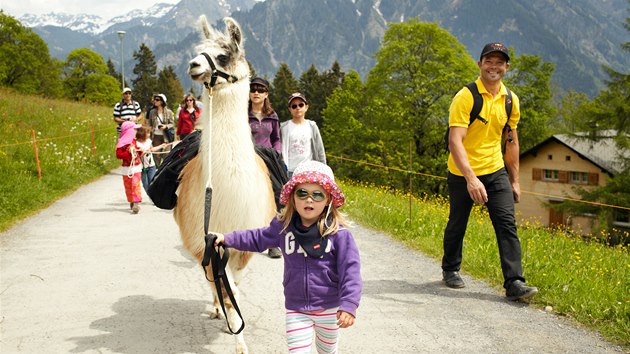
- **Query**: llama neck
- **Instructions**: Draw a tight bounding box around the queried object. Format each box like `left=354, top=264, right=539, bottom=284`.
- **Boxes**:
left=199, top=82, right=252, bottom=186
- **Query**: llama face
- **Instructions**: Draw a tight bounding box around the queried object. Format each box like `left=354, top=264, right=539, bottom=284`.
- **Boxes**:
left=188, top=16, right=249, bottom=87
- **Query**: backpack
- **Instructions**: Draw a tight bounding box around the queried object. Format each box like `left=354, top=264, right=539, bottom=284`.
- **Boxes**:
left=444, top=82, right=512, bottom=151
left=254, top=145, right=289, bottom=212
left=148, top=131, right=289, bottom=211
left=148, top=130, right=201, bottom=209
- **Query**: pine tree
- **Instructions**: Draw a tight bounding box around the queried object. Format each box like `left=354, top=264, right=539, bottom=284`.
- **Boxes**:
left=271, top=64, right=299, bottom=122
left=157, top=65, right=185, bottom=111
left=131, top=43, right=159, bottom=112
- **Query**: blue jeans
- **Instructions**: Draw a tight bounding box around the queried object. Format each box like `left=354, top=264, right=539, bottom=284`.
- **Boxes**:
left=141, top=165, right=156, bottom=193
left=442, top=168, right=525, bottom=288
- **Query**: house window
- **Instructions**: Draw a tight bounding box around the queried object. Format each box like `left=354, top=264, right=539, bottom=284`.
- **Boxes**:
left=543, top=169, right=559, bottom=181
left=548, top=154, right=553, bottom=160
left=566, top=156, right=571, bottom=161
left=570, top=171, right=589, bottom=185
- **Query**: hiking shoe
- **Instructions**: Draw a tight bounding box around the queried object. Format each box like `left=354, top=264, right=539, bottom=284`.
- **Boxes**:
left=267, top=248, right=282, bottom=259
left=506, top=280, right=538, bottom=301
left=131, top=203, right=140, bottom=214
left=442, top=271, right=465, bottom=288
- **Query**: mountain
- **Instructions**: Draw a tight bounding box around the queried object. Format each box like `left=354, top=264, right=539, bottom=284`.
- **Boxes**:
left=18, top=0, right=629, bottom=97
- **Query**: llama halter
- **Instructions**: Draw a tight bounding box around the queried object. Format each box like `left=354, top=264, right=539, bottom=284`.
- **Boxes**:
left=200, top=52, right=242, bottom=89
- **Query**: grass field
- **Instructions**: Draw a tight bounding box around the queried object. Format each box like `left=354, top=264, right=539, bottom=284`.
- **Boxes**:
left=0, top=88, right=120, bottom=231
left=339, top=180, right=629, bottom=347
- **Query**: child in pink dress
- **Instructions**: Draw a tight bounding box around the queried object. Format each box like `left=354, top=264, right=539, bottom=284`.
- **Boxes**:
left=116, top=121, right=143, bottom=214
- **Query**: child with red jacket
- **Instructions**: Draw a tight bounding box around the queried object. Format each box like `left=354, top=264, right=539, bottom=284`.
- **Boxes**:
left=116, top=121, right=144, bottom=214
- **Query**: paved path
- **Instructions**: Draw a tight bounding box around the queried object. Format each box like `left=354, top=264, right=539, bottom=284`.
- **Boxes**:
left=1, top=169, right=624, bottom=353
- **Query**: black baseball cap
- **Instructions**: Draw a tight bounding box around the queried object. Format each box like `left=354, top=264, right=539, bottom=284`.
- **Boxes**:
left=480, top=42, right=510, bottom=61
left=250, top=77, right=269, bottom=88
left=287, top=92, right=308, bottom=106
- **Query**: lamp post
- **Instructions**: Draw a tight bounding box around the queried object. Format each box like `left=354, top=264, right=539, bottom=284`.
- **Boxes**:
left=117, top=31, right=126, bottom=91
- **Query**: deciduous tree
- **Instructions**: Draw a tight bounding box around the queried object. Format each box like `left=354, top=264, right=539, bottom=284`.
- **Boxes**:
left=0, top=12, right=62, bottom=97
left=63, top=48, right=119, bottom=104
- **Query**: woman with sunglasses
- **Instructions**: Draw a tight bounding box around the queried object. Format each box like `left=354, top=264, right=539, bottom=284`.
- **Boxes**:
left=147, top=93, right=174, bottom=166
left=248, top=77, right=282, bottom=155
left=249, top=77, right=284, bottom=258
left=211, top=160, right=362, bottom=353
left=280, top=92, right=326, bottom=178
left=177, top=94, right=202, bottom=140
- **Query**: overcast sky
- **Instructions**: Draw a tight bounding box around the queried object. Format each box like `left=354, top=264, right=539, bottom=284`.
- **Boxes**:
left=1, top=0, right=179, bottom=18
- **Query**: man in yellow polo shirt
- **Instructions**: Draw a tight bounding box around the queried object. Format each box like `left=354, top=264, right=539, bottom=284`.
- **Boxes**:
left=442, top=42, right=538, bottom=301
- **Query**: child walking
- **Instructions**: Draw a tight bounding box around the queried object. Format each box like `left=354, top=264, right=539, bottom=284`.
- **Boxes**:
left=135, top=126, right=168, bottom=194
left=212, top=160, right=362, bottom=353
left=116, top=121, right=143, bottom=214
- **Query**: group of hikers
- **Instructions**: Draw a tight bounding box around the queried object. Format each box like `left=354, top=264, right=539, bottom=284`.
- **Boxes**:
left=112, top=42, right=538, bottom=353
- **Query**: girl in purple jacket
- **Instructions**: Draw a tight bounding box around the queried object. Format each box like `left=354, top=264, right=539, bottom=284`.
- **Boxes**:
left=213, top=160, right=362, bottom=353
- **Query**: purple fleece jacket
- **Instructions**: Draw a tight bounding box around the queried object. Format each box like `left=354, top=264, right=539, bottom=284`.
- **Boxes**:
left=223, top=217, right=362, bottom=317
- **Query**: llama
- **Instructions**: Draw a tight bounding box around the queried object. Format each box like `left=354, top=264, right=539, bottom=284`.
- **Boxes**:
left=173, top=16, right=276, bottom=354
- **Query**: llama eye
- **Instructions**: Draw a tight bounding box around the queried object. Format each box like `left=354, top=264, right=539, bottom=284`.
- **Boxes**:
left=217, top=54, right=230, bottom=65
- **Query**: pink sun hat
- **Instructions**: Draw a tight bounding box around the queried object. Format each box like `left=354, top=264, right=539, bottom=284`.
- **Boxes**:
left=117, top=121, right=142, bottom=148
left=280, top=161, right=345, bottom=208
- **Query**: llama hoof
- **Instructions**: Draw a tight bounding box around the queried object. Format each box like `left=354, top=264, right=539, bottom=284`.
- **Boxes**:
left=208, top=308, right=223, bottom=319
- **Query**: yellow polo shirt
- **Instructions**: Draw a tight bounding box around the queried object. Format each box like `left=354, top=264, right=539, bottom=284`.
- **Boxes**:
left=447, top=78, right=520, bottom=176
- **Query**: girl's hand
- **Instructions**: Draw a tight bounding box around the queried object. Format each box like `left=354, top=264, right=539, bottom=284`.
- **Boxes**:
left=336, top=310, right=355, bottom=328
left=212, top=233, right=225, bottom=246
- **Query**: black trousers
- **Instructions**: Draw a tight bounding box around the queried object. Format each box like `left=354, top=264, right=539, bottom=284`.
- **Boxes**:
left=442, top=168, right=525, bottom=288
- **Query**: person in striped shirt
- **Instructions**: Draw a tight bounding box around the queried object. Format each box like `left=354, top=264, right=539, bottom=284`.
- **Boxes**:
left=113, top=87, right=143, bottom=134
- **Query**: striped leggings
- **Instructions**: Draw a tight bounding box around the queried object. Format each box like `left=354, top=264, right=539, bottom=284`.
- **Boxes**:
left=286, top=308, right=339, bottom=353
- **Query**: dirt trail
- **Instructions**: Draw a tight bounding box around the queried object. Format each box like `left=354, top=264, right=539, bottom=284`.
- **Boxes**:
left=0, top=169, right=624, bottom=353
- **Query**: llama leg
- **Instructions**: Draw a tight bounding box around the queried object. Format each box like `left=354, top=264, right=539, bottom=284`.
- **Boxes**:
left=204, top=266, right=224, bottom=319
left=223, top=267, right=248, bottom=354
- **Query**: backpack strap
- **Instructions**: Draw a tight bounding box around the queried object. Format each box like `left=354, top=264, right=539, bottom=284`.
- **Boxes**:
left=504, top=86, right=512, bottom=118
left=464, top=82, right=483, bottom=126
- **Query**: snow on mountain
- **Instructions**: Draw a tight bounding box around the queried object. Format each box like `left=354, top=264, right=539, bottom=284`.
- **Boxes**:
left=17, top=3, right=175, bottom=35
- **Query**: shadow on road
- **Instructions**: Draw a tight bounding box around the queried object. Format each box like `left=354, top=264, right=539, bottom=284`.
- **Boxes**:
left=68, top=295, right=220, bottom=353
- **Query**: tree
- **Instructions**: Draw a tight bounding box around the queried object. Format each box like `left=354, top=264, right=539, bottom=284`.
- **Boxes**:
left=321, top=71, right=370, bottom=179
left=131, top=43, right=159, bottom=111
left=0, top=11, right=62, bottom=97
left=271, top=63, right=299, bottom=122
left=364, top=18, right=478, bottom=193
left=299, top=62, right=346, bottom=130
left=62, top=48, right=119, bottom=104
left=106, top=58, right=120, bottom=82
left=157, top=65, right=185, bottom=111
left=552, top=4, right=630, bottom=243
left=504, top=53, right=556, bottom=151
left=298, top=65, right=324, bottom=127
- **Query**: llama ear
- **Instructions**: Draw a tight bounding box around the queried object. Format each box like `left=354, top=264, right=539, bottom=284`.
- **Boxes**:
left=200, top=15, right=212, bottom=40
left=224, top=17, right=242, bottom=48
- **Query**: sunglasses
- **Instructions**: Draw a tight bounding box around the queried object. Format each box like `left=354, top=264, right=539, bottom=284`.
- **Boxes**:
left=250, top=88, right=268, bottom=94
left=154, top=98, right=162, bottom=101
left=291, top=103, right=305, bottom=109
left=186, top=99, right=194, bottom=102
left=295, top=188, right=326, bottom=202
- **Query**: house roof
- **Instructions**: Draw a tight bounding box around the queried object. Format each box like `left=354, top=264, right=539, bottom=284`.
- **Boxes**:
left=520, top=129, right=628, bottom=175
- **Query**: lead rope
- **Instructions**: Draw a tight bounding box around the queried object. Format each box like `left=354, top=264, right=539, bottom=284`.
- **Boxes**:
left=127, top=147, right=137, bottom=178
left=199, top=86, right=245, bottom=335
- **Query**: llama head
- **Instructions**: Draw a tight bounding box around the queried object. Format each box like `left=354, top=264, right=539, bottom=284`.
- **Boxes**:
left=188, top=16, right=249, bottom=89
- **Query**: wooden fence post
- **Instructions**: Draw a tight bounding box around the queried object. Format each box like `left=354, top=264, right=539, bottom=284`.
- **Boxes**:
left=31, top=129, right=42, bottom=180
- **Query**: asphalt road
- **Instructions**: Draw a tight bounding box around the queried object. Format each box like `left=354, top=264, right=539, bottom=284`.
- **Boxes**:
left=0, top=168, right=625, bottom=353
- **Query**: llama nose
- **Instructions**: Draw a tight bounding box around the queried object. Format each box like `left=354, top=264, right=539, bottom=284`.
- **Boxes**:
left=189, top=61, right=200, bottom=71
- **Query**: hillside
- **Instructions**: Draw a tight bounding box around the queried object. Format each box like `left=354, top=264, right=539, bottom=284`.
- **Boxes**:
left=21, top=0, right=630, bottom=96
